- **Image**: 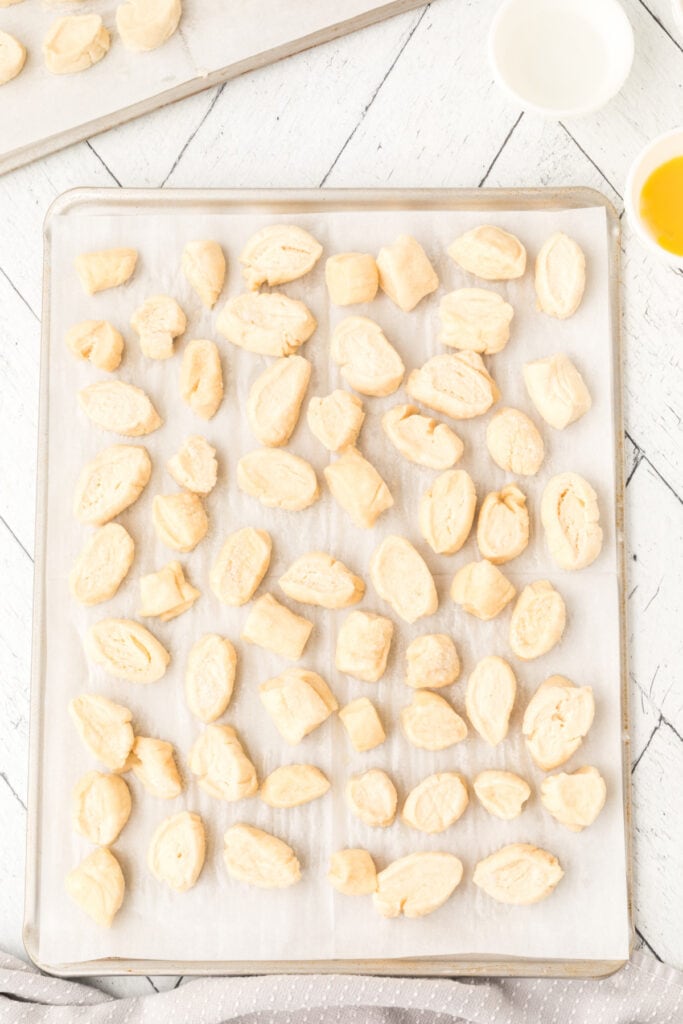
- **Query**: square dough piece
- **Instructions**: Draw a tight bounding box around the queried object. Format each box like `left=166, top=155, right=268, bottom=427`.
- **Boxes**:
left=377, top=235, right=439, bottom=312
left=335, top=610, right=394, bottom=682
left=339, top=697, right=386, bottom=752
left=259, top=670, right=338, bottom=745
left=241, top=594, right=313, bottom=661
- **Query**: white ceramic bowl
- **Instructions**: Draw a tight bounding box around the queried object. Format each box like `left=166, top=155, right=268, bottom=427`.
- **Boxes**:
left=488, top=0, right=634, bottom=120
left=625, top=127, right=683, bottom=269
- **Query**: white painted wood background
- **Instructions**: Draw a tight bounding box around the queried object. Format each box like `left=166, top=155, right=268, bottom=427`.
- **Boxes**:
left=0, top=0, right=681, bottom=996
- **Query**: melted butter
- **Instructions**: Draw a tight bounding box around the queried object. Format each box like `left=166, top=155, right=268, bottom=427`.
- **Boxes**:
left=639, top=156, right=683, bottom=257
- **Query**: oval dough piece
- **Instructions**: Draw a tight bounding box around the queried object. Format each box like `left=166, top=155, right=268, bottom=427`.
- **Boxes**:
left=374, top=851, right=463, bottom=918
left=486, top=407, right=545, bottom=476
left=466, top=656, right=516, bottom=746
left=279, top=551, right=364, bottom=609
left=69, top=694, right=134, bottom=771
left=403, top=772, right=469, bottom=833
left=335, top=610, right=393, bottom=682
left=242, top=593, right=313, bottom=661
left=240, top=224, right=322, bottom=289
left=210, top=527, right=271, bottom=606
left=345, top=769, right=397, bottom=828
left=473, top=844, right=563, bottom=905
left=72, top=771, right=131, bottom=845
left=247, top=355, right=311, bottom=447
left=66, top=320, right=124, bottom=372
left=474, top=770, right=531, bottom=820
left=148, top=811, right=206, bottom=892
left=376, top=234, right=439, bottom=312
left=69, top=523, right=134, bottom=606
left=152, top=492, right=208, bottom=552
left=324, top=447, right=393, bottom=529
left=330, top=316, right=405, bottom=397
left=259, top=669, right=338, bottom=744
left=85, top=618, right=170, bottom=683
left=476, top=485, right=529, bottom=564
left=78, top=380, right=162, bottom=437
left=338, top=697, right=386, bottom=752
left=131, top=295, right=186, bottom=360
left=224, top=824, right=301, bottom=888
left=419, top=468, right=476, bottom=555
left=0, top=31, right=26, bottom=85
left=406, top=351, right=499, bottom=420
left=182, top=239, right=226, bottom=308
left=509, top=580, right=566, bottom=660
left=65, top=847, right=124, bottom=927
left=370, top=535, right=437, bottom=624
left=260, top=764, right=330, bottom=808
left=43, top=15, right=110, bottom=74
left=185, top=633, right=236, bottom=722
left=451, top=559, right=515, bottom=621
left=535, top=232, right=586, bottom=319
left=523, top=353, right=592, bottom=430
left=439, top=287, right=514, bottom=354
left=382, top=405, right=464, bottom=470
left=167, top=435, right=217, bottom=495
left=188, top=724, right=258, bottom=800
left=130, top=736, right=183, bottom=799
left=448, top=225, right=526, bottom=280
left=328, top=849, right=377, bottom=895
left=523, top=676, right=595, bottom=771
left=325, top=253, right=378, bottom=306
left=116, top=0, right=182, bottom=52
left=179, top=339, right=223, bottom=420
left=74, top=445, right=151, bottom=525
left=307, top=390, right=365, bottom=452
left=139, top=561, right=200, bottom=621
left=237, top=448, right=320, bottom=512
left=400, top=691, right=467, bottom=751
left=541, top=472, right=603, bottom=570
left=405, top=633, right=460, bottom=689
left=217, top=292, right=316, bottom=356
left=540, top=766, right=606, bottom=831
left=75, top=248, right=137, bottom=295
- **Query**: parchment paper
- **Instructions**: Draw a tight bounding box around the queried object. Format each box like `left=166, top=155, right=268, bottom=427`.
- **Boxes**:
left=35, top=199, right=630, bottom=968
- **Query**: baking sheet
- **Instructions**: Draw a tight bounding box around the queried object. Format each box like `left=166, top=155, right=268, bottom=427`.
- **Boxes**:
left=0, top=1, right=423, bottom=176
left=29, top=189, right=630, bottom=972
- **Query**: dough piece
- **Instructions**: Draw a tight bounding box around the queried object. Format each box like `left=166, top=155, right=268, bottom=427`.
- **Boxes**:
left=328, top=849, right=377, bottom=895
left=152, top=492, right=208, bottom=552
left=65, top=847, right=124, bottom=927
left=130, top=736, right=183, bottom=799
left=307, top=390, right=365, bottom=452
left=406, top=351, right=499, bottom=420
left=188, top=724, right=258, bottom=800
left=148, top=812, right=205, bottom=893
left=474, top=770, right=531, bottom=820
left=75, top=248, right=137, bottom=295
left=223, top=824, right=301, bottom=888
left=439, top=287, right=514, bottom=354
left=0, top=32, right=26, bottom=85
left=185, top=633, right=236, bottom=722
left=374, top=852, right=463, bottom=918
left=78, top=380, right=162, bottom=437
left=419, top=468, right=476, bottom=555
left=330, top=316, right=405, bottom=396
left=376, top=234, right=439, bottom=311
left=240, top=224, right=322, bottom=289
left=182, top=239, right=226, bottom=308
left=535, top=232, right=586, bottom=319
left=335, top=610, right=393, bottom=682
left=242, top=594, right=313, bottom=661
left=477, top=485, right=529, bottom=564
left=139, top=561, right=199, bottom=622
left=473, top=844, right=563, bottom=905
left=74, top=445, right=151, bottom=525
left=523, top=676, right=595, bottom=771
left=324, top=447, right=394, bottom=529
left=405, top=633, right=460, bottom=689
left=237, top=448, right=320, bottom=512
left=259, top=669, right=338, bottom=744
left=167, top=435, right=217, bottom=495
left=217, top=292, right=316, bottom=356
left=325, top=253, right=378, bottom=305
left=541, top=472, right=603, bottom=570
left=465, top=656, right=516, bottom=745
left=382, top=404, right=464, bottom=470
left=85, top=618, right=170, bottom=683
left=116, top=0, right=182, bottom=52
left=0, top=1, right=25, bottom=6
left=279, top=551, right=364, bottom=609
left=400, top=691, right=467, bottom=751
left=339, top=697, right=386, bottom=752
left=523, top=354, right=592, bottom=430
left=131, top=295, right=186, bottom=360
left=448, top=225, right=526, bottom=280
left=179, top=339, right=223, bottom=420
left=68, top=694, right=134, bottom=770
left=345, top=769, right=397, bottom=828
left=540, top=766, right=606, bottom=832
left=509, top=580, right=566, bottom=660
left=247, top=355, right=311, bottom=447
left=210, top=527, right=272, bottom=606
left=44, top=15, right=110, bottom=74
left=71, top=771, right=131, bottom=845
left=370, top=535, right=438, bottom=624
left=65, top=320, right=124, bottom=372
left=260, top=764, right=330, bottom=808
left=402, top=772, right=469, bottom=833
left=69, top=523, right=134, bottom=605
left=451, top=559, right=515, bottom=620
left=486, top=407, right=545, bottom=476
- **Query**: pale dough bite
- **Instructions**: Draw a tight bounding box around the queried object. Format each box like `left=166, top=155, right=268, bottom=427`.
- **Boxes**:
left=240, top=224, right=322, bottom=289
left=0, top=31, right=26, bottom=85
left=523, top=353, right=591, bottom=430
left=335, top=610, right=393, bottom=682
left=404, top=633, right=460, bottom=689
left=473, top=770, right=530, bottom=820
left=486, top=407, right=545, bottom=476
left=473, top=844, right=563, bottom=905
left=69, top=522, right=134, bottom=606
left=328, top=849, right=377, bottom=895
left=224, top=824, right=301, bottom=888
left=324, top=447, right=393, bottom=529
left=71, top=771, right=131, bottom=846
left=116, top=0, right=182, bottom=52
left=523, top=676, right=595, bottom=771
left=130, top=736, right=183, bottom=799
left=325, top=253, right=378, bottom=305
left=44, top=15, right=110, bottom=74
left=259, top=669, right=338, bottom=744
left=370, top=535, right=438, bottom=624
left=406, top=351, right=499, bottom=420
left=402, top=772, right=469, bottom=833
left=139, top=561, right=199, bottom=621
left=330, top=316, right=405, bottom=396
left=448, top=225, right=526, bottom=280
left=74, top=444, right=151, bottom=525
left=210, top=527, right=271, bottom=606
left=66, top=320, right=124, bottom=372
left=541, top=472, right=603, bottom=570
left=535, top=232, right=586, bottom=319
left=345, top=769, right=397, bottom=828
left=237, top=448, right=320, bottom=512
left=307, top=390, right=365, bottom=452
left=260, top=765, right=330, bottom=808
left=438, top=287, right=514, bottom=354
left=400, top=691, right=467, bottom=751
left=185, top=633, right=236, bottom=722
left=182, top=239, right=226, bottom=308
left=465, top=656, right=516, bottom=746
left=382, top=405, right=464, bottom=470
left=476, top=485, right=529, bottom=564
left=167, top=435, right=217, bottom=495
left=376, top=234, right=439, bottom=311
left=279, top=551, right=364, bottom=609
left=179, top=339, right=223, bottom=420
left=131, top=295, right=186, bottom=360
left=152, top=492, right=208, bottom=552
left=148, top=811, right=206, bottom=893
left=68, top=694, right=134, bottom=771
left=78, top=380, right=162, bottom=437
left=242, top=593, right=313, bottom=661
left=373, top=852, right=463, bottom=918
left=451, top=559, right=515, bottom=621
left=189, top=724, right=258, bottom=800
left=217, top=292, right=316, bottom=356
left=65, top=847, right=124, bottom=928
left=338, top=697, right=386, bottom=752
left=85, top=618, right=170, bottom=683
left=247, top=355, right=311, bottom=447
left=540, top=766, right=606, bottom=832
left=75, top=248, right=137, bottom=295
left=419, top=468, right=476, bottom=555
left=509, top=580, right=566, bottom=660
